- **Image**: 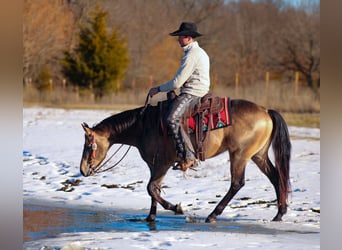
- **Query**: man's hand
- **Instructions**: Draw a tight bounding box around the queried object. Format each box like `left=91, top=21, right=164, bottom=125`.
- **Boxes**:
left=148, top=87, right=159, bottom=97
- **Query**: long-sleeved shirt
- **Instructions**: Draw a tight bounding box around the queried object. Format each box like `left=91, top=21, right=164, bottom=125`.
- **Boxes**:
left=158, top=41, right=210, bottom=97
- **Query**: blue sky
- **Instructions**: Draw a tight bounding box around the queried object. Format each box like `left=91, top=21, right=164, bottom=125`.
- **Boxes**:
left=229, top=0, right=320, bottom=7
left=282, top=0, right=320, bottom=7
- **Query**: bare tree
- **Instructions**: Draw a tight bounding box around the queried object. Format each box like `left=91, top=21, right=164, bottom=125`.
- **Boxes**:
left=266, top=2, right=320, bottom=87
left=23, top=0, right=320, bottom=94
left=23, top=0, right=75, bottom=82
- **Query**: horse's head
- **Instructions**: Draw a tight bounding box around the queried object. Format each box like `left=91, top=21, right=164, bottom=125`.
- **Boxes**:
left=80, top=122, right=110, bottom=177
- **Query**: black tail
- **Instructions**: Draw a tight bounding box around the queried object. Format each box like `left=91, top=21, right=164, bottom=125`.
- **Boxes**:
left=268, top=110, right=291, bottom=201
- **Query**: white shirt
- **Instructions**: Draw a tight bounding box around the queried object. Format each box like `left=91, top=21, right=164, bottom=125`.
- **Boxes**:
left=158, top=41, right=210, bottom=97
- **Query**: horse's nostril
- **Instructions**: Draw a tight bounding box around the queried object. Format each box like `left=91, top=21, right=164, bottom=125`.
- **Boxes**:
left=85, top=164, right=96, bottom=177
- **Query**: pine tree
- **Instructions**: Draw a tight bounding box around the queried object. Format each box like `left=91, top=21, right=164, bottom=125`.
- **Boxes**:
left=61, top=6, right=129, bottom=98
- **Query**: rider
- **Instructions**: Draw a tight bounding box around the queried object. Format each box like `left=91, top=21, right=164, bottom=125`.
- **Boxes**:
left=148, top=22, right=210, bottom=171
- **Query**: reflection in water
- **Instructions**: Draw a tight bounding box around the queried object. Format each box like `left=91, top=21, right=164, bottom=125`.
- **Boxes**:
left=25, top=203, right=293, bottom=243
left=24, top=204, right=121, bottom=242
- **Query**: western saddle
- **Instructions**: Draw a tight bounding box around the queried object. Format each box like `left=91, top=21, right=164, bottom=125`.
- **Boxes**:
left=160, top=91, right=225, bottom=161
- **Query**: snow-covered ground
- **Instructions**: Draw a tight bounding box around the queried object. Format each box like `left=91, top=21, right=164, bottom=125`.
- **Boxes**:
left=23, top=108, right=320, bottom=249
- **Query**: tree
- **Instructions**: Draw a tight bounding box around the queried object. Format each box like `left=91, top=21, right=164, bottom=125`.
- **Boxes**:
left=23, top=0, right=75, bottom=82
left=61, top=5, right=129, bottom=97
left=266, top=3, right=320, bottom=88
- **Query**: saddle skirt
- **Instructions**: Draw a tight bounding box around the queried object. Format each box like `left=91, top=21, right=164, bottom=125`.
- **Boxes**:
left=187, top=96, right=231, bottom=134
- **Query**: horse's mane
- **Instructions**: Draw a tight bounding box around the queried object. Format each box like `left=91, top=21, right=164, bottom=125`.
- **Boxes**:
left=93, top=107, right=144, bottom=135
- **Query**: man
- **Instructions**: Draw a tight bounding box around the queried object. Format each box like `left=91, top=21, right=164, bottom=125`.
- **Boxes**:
left=148, top=22, right=210, bottom=171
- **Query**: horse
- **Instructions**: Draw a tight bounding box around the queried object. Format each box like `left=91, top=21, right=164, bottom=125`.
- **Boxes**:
left=79, top=97, right=291, bottom=223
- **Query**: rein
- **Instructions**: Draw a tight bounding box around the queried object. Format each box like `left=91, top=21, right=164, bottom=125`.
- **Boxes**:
left=87, top=94, right=150, bottom=176
left=139, top=93, right=151, bottom=115
left=95, top=144, right=132, bottom=173
left=89, top=131, right=131, bottom=175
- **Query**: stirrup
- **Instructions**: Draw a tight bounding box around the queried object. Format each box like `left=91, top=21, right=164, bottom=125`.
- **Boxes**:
left=173, top=159, right=195, bottom=171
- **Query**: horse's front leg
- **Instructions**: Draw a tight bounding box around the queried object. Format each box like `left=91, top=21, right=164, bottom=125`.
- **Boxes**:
left=146, top=178, right=183, bottom=222
left=146, top=195, right=158, bottom=222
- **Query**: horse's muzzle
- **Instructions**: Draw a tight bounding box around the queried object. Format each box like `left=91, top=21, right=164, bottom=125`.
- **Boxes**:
left=80, top=164, right=95, bottom=177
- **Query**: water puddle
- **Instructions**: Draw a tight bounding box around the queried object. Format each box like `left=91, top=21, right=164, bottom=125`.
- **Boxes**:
left=24, top=203, right=319, bottom=243
left=23, top=203, right=239, bottom=242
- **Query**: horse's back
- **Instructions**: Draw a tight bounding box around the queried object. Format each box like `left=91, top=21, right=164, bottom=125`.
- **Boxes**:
left=230, top=99, right=271, bottom=128
left=231, top=99, right=268, bottom=115
left=205, top=99, right=273, bottom=158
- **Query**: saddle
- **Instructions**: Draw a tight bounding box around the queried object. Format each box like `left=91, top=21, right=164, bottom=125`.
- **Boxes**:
left=194, top=93, right=224, bottom=115
left=159, top=91, right=232, bottom=161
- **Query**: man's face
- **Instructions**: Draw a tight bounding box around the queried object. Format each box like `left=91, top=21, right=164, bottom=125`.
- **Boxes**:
left=178, top=36, right=193, bottom=47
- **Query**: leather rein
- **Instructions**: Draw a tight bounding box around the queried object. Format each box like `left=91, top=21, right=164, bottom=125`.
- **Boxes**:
left=87, top=131, right=131, bottom=176
left=87, top=94, right=151, bottom=176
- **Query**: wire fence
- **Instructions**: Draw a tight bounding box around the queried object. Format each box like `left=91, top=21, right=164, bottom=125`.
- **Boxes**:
left=23, top=72, right=320, bottom=113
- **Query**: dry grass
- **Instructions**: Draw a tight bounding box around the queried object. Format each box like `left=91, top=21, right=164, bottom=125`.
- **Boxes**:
left=282, top=112, right=320, bottom=128
left=23, top=81, right=320, bottom=128
left=211, top=81, right=320, bottom=113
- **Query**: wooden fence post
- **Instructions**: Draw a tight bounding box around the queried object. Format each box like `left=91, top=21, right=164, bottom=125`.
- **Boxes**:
left=75, top=86, right=79, bottom=102
left=89, top=84, right=94, bottom=102
left=235, top=72, right=239, bottom=97
left=294, top=71, right=299, bottom=96
left=62, top=79, right=66, bottom=89
left=48, top=79, right=53, bottom=92
left=265, top=71, right=270, bottom=103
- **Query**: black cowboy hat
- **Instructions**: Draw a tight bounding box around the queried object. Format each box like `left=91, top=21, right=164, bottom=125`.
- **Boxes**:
left=169, top=22, right=203, bottom=38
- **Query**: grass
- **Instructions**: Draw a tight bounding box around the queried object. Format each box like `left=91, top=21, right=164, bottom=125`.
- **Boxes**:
left=24, top=102, right=140, bottom=112
left=23, top=82, right=320, bottom=128
left=282, top=112, right=320, bottom=128
left=24, top=101, right=320, bottom=129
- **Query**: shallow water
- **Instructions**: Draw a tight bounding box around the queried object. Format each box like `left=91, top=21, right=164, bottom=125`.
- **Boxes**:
left=24, top=203, right=319, bottom=243
left=23, top=203, right=241, bottom=242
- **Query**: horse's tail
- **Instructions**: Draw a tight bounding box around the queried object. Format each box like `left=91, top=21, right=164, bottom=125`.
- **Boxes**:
left=268, top=109, right=291, bottom=201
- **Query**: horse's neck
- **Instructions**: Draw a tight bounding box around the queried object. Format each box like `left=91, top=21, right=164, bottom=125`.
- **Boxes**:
left=104, top=108, right=143, bottom=146
left=96, top=106, right=158, bottom=147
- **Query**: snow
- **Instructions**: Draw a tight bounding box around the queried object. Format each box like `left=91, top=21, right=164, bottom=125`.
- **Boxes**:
left=23, top=107, right=320, bottom=249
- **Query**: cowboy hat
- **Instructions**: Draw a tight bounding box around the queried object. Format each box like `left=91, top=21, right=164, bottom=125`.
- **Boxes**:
left=169, top=22, right=203, bottom=38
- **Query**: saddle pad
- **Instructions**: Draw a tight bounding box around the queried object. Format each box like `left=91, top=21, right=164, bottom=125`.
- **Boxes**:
left=188, top=97, right=231, bottom=133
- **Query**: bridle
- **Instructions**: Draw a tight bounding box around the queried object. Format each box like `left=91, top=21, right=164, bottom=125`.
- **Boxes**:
left=86, top=131, right=131, bottom=176
left=85, top=94, right=150, bottom=176
left=89, top=131, right=97, bottom=163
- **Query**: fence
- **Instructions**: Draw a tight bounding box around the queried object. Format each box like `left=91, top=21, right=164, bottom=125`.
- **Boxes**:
left=23, top=72, right=320, bottom=113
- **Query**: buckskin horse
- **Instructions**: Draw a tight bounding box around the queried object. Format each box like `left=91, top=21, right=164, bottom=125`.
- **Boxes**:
left=79, top=95, right=291, bottom=223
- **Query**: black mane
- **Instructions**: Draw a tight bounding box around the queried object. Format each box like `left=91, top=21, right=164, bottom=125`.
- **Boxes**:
left=93, top=107, right=144, bottom=135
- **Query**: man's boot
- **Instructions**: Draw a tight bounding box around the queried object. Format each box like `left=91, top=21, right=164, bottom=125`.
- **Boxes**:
left=174, top=159, right=195, bottom=171
left=173, top=151, right=196, bottom=171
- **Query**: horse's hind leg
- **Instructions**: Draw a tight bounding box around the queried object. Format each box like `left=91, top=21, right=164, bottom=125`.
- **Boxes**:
left=252, top=154, right=287, bottom=221
left=206, top=155, right=248, bottom=223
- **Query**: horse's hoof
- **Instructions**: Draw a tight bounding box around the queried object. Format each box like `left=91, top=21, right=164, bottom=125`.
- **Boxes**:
left=175, top=203, right=184, bottom=215
left=205, top=216, right=217, bottom=223
left=272, top=216, right=282, bottom=222
left=146, top=215, right=156, bottom=222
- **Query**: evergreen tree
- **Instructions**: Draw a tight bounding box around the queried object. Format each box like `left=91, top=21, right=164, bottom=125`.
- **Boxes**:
left=61, top=6, right=129, bottom=98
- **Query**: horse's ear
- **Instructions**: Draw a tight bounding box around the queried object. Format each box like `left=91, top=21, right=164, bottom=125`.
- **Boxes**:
left=81, top=122, right=92, bottom=134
